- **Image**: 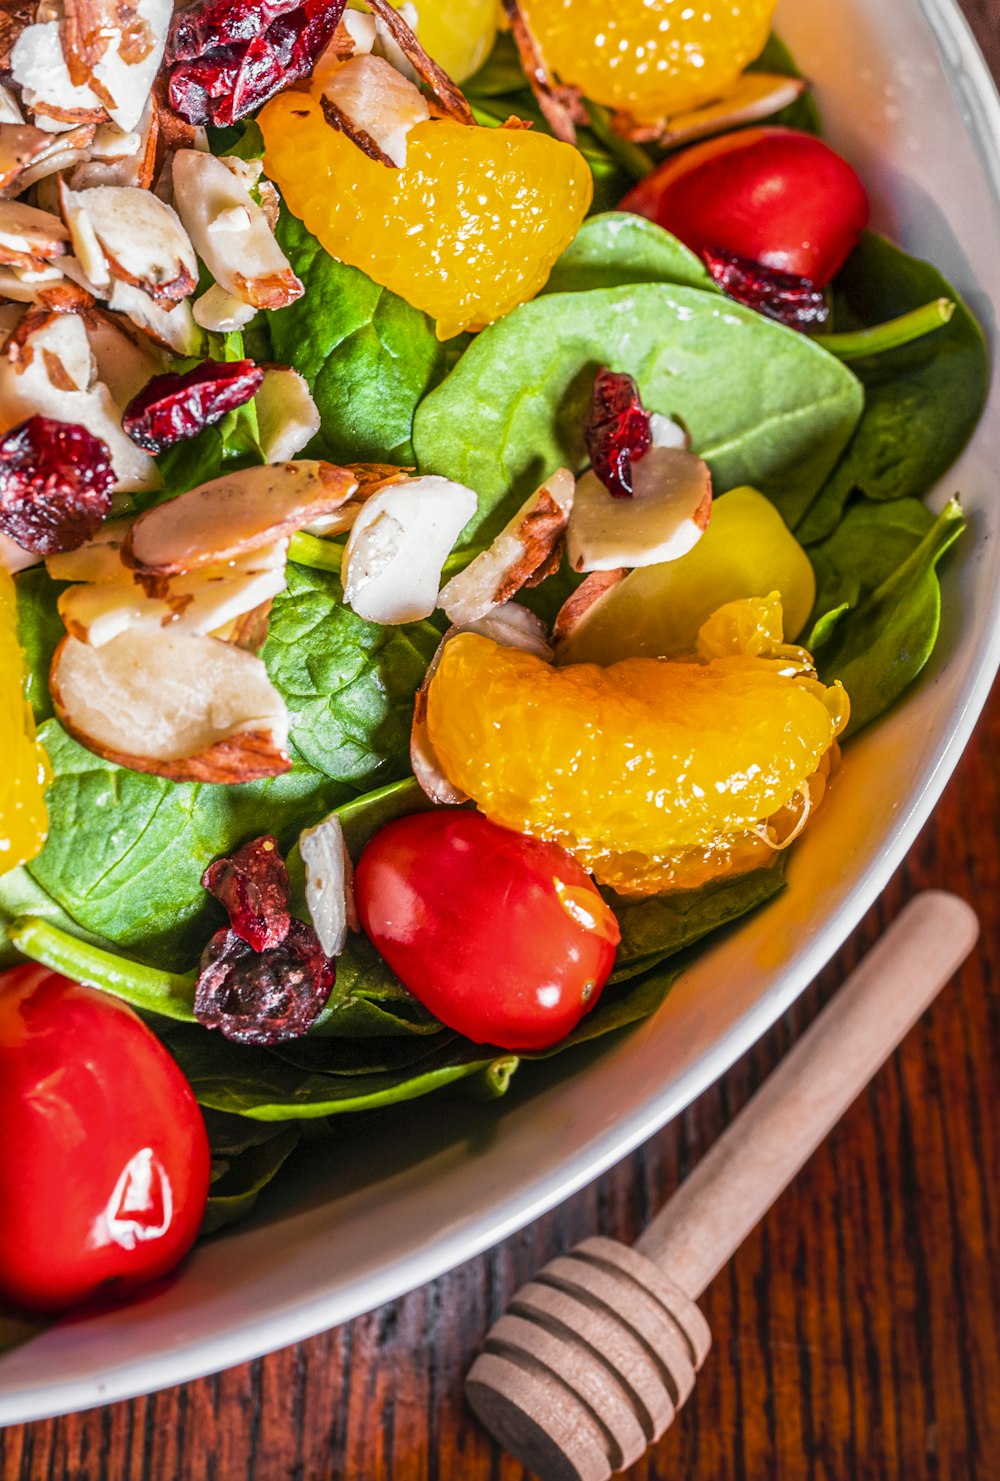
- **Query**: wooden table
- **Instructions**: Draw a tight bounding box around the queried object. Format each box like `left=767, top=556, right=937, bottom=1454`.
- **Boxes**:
left=4, top=9, right=1000, bottom=1478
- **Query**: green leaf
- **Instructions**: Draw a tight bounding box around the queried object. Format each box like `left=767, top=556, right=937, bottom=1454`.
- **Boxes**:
left=815, top=498, right=965, bottom=735
left=264, top=562, right=440, bottom=786
left=795, top=233, right=987, bottom=540
left=270, top=212, right=446, bottom=465
left=14, top=564, right=65, bottom=725
left=413, top=282, right=863, bottom=544
left=24, top=722, right=346, bottom=970
left=5, top=915, right=197, bottom=1020
left=607, top=860, right=787, bottom=984
left=807, top=496, right=936, bottom=630
left=747, top=32, right=822, bottom=134
left=201, top=1113, right=302, bottom=1236
left=543, top=212, right=716, bottom=297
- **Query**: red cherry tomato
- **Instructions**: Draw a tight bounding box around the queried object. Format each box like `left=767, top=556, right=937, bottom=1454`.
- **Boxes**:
left=355, top=811, right=620, bottom=1052
left=621, top=126, right=869, bottom=287
left=0, top=966, right=211, bottom=1313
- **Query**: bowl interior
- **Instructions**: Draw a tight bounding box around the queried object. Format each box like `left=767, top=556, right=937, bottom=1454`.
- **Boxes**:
left=3, top=0, right=1000, bottom=1425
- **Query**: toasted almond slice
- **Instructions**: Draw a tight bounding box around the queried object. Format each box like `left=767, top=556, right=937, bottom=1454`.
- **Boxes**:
left=83, top=305, right=165, bottom=407
left=46, top=516, right=133, bottom=584
left=0, top=87, right=22, bottom=127
left=410, top=601, right=552, bottom=804
left=69, top=97, right=158, bottom=189
left=51, top=628, right=290, bottom=783
left=299, top=812, right=359, bottom=958
left=342, top=475, right=477, bottom=625
left=192, top=282, right=258, bottom=333
left=614, top=74, right=809, bottom=148
left=0, top=123, right=60, bottom=190
left=439, top=467, right=574, bottom=626
left=0, top=304, right=23, bottom=340
left=0, top=123, right=98, bottom=197
left=552, top=568, right=627, bottom=649
left=497, top=0, right=585, bottom=144
left=0, top=531, right=42, bottom=575
left=256, top=367, right=321, bottom=464
left=11, top=22, right=110, bottom=133
left=106, top=278, right=203, bottom=356
left=320, top=54, right=430, bottom=168
left=124, top=461, right=360, bottom=579
left=58, top=546, right=288, bottom=648
left=172, top=149, right=303, bottom=312
left=0, top=200, right=70, bottom=263
left=59, top=181, right=197, bottom=302
left=649, top=411, right=690, bottom=450
left=0, top=6, right=33, bottom=77
left=364, top=0, right=474, bottom=126
left=567, top=447, right=712, bottom=573
left=0, top=307, right=159, bottom=492
left=303, top=464, right=409, bottom=535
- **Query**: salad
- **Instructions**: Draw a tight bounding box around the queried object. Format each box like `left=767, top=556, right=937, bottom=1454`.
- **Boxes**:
left=0, top=0, right=986, bottom=1318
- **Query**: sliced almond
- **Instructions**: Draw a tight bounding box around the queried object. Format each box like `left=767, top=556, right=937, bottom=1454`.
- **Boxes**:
left=0, top=123, right=98, bottom=197
left=256, top=367, right=321, bottom=464
left=615, top=74, right=809, bottom=148
left=0, top=6, right=33, bottom=76
left=319, top=54, right=430, bottom=168
left=0, top=200, right=70, bottom=265
left=303, top=464, right=410, bottom=536
left=552, top=568, right=626, bottom=649
left=0, top=88, right=22, bottom=128
left=124, top=461, right=360, bottom=579
left=83, top=305, right=164, bottom=407
left=46, top=516, right=133, bottom=584
left=59, top=181, right=197, bottom=303
left=69, top=97, right=158, bottom=189
left=0, top=123, right=61, bottom=191
left=439, top=467, right=574, bottom=626
left=51, top=628, right=291, bottom=783
left=11, top=21, right=110, bottom=133
left=342, top=475, right=477, bottom=625
left=0, top=531, right=42, bottom=575
left=497, top=0, right=585, bottom=144
left=299, top=812, right=359, bottom=959
left=0, top=308, right=159, bottom=492
left=364, top=0, right=474, bottom=126
left=411, top=601, right=552, bottom=805
left=192, top=281, right=257, bottom=334
left=172, top=149, right=303, bottom=312
left=58, top=544, right=288, bottom=648
left=105, top=278, right=202, bottom=356
left=567, top=447, right=712, bottom=573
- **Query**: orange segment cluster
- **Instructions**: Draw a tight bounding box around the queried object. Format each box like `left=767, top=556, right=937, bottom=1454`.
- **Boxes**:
left=259, top=95, right=592, bottom=339
left=425, top=623, right=848, bottom=894
left=0, top=569, right=49, bottom=874
left=521, top=0, right=778, bottom=121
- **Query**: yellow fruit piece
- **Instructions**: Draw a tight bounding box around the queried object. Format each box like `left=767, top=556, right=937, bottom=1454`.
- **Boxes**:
left=0, top=568, right=49, bottom=875
left=521, top=0, right=777, bottom=121
left=560, top=487, right=816, bottom=667
left=416, top=0, right=497, bottom=81
left=426, top=610, right=848, bottom=894
left=259, top=94, right=592, bottom=339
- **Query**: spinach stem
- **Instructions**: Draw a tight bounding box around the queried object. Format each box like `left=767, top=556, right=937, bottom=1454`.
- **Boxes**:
left=584, top=102, right=656, bottom=181
left=816, top=298, right=955, bottom=360
left=7, top=916, right=197, bottom=1022
left=289, top=533, right=482, bottom=580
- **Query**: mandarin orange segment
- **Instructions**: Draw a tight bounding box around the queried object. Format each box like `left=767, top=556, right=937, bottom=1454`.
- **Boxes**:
left=521, top=0, right=777, bottom=121
left=0, top=568, right=49, bottom=874
left=425, top=616, right=847, bottom=893
left=259, top=94, right=592, bottom=339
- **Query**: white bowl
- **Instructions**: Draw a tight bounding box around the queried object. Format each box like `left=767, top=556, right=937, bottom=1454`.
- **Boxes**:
left=2, top=0, right=999, bottom=1425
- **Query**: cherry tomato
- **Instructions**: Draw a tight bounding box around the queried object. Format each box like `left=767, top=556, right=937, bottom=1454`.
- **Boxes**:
left=355, top=811, right=620, bottom=1052
left=0, top=965, right=211, bottom=1313
left=621, top=126, right=869, bottom=287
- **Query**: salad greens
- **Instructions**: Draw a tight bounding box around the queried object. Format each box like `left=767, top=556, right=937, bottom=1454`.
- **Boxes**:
left=2, top=24, right=983, bottom=1242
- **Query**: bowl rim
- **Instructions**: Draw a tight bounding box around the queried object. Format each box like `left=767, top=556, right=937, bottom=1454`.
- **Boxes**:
left=3, top=0, right=1000, bottom=1426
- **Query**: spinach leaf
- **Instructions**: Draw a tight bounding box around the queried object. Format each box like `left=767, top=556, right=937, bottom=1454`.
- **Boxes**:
left=543, top=212, right=716, bottom=297
left=311, top=932, right=442, bottom=1038
left=413, top=282, right=863, bottom=543
left=795, top=233, right=987, bottom=540
left=24, top=722, right=346, bottom=970
left=807, top=496, right=935, bottom=632
left=265, top=562, right=439, bottom=786
left=814, top=498, right=965, bottom=735
left=608, top=859, right=787, bottom=984
left=201, top=1113, right=302, bottom=1236
left=270, top=212, right=446, bottom=465
left=14, top=565, right=64, bottom=724
left=0, top=865, right=104, bottom=969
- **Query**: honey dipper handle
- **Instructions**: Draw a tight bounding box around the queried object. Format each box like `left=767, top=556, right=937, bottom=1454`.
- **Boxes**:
left=637, top=891, right=978, bottom=1298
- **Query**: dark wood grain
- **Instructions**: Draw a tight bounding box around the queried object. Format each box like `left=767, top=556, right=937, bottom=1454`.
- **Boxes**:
left=4, top=12, right=1000, bottom=1479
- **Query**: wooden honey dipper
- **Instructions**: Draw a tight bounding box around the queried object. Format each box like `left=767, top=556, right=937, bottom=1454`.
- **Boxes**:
left=466, top=890, right=979, bottom=1481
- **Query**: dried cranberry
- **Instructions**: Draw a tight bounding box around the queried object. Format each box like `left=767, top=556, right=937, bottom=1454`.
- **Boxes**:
left=168, top=0, right=347, bottom=126
left=123, top=359, right=264, bottom=454
left=168, top=0, right=302, bottom=62
left=202, top=834, right=291, bottom=952
left=194, top=921, right=335, bottom=1045
left=701, top=247, right=830, bottom=331
left=584, top=368, right=651, bottom=500
left=0, top=416, right=114, bottom=555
